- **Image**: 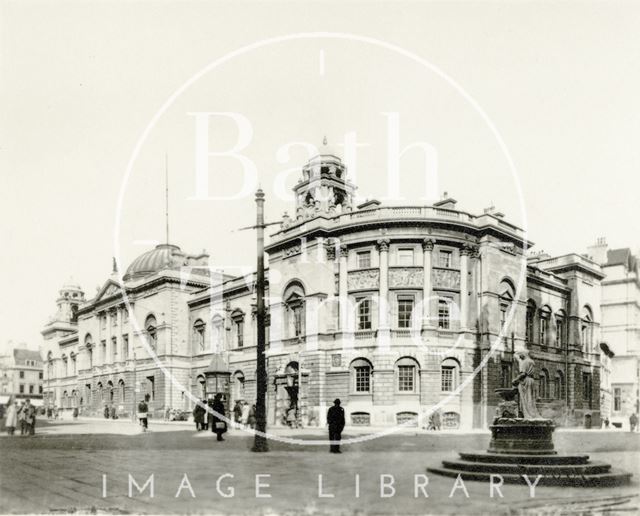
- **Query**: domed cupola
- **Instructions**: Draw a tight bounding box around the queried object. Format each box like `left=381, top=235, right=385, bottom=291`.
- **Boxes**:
left=123, top=243, right=210, bottom=281
left=293, top=138, right=356, bottom=221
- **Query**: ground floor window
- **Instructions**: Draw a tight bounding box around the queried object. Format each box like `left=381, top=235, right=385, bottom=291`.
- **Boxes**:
left=351, top=412, right=370, bottom=426
left=614, top=387, right=621, bottom=411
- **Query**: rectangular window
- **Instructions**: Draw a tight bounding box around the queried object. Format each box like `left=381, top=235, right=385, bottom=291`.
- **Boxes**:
left=357, top=298, right=372, bottom=330
left=526, top=310, right=534, bottom=343
left=555, top=318, right=564, bottom=346
left=582, top=372, right=592, bottom=407
left=356, top=250, right=371, bottom=269
left=101, top=340, right=107, bottom=363
left=540, top=317, right=548, bottom=345
left=500, top=362, right=512, bottom=388
left=236, top=320, right=244, bottom=348
left=439, top=250, right=452, bottom=268
left=39, top=385, right=43, bottom=394
left=29, top=385, right=34, bottom=394
left=441, top=367, right=454, bottom=392
left=354, top=366, right=370, bottom=392
left=38, top=372, right=43, bottom=380
left=614, top=387, right=621, bottom=411
left=111, top=312, right=117, bottom=326
left=147, top=376, right=155, bottom=401
left=500, top=306, right=507, bottom=330
left=19, top=371, right=24, bottom=379
left=292, top=306, right=303, bottom=337
left=397, top=366, right=415, bottom=392
left=112, top=336, right=117, bottom=360
left=397, top=296, right=414, bottom=328
left=438, top=299, right=451, bottom=330
left=397, top=248, right=414, bottom=266
left=123, top=334, right=129, bottom=359
left=19, top=384, right=24, bottom=394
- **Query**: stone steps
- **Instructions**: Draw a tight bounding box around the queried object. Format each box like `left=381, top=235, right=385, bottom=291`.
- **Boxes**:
left=458, top=451, right=590, bottom=465
left=441, top=459, right=611, bottom=475
left=426, top=466, right=633, bottom=487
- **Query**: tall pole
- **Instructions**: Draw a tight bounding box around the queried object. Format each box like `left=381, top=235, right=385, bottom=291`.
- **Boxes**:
left=252, top=188, right=269, bottom=452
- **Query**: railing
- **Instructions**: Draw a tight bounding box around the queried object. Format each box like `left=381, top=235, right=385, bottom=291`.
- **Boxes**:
left=276, top=205, right=524, bottom=239
left=354, top=330, right=376, bottom=340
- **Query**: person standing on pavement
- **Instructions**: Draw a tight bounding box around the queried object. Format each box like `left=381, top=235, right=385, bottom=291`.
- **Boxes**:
left=18, top=402, right=26, bottom=435
left=192, top=401, right=204, bottom=431
left=23, top=399, right=36, bottom=436
left=211, top=393, right=227, bottom=442
left=5, top=397, right=17, bottom=435
left=137, top=399, right=149, bottom=432
left=247, top=404, right=256, bottom=429
left=233, top=401, right=242, bottom=426
left=327, top=399, right=345, bottom=453
left=630, top=412, right=638, bottom=432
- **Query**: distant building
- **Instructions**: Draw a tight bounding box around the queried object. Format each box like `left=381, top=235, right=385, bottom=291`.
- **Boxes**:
left=587, top=238, right=640, bottom=428
left=42, top=151, right=605, bottom=428
left=0, top=348, right=44, bottom=406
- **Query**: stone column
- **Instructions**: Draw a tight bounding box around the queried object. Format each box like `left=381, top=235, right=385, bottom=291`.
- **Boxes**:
left=377, top=239, right=390, bottom=350
left=460, top=245, right=471, bottom=330
left=338, top=245, right=349, bottom=331
left=422, top=238, right=435, bottom=329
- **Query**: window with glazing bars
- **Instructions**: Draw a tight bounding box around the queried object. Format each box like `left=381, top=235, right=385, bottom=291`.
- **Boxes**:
left=357, top=298, right=372, bottom=330
left=354, top=366, right=371, bottom=392
left=398, top=365, right=415, bottom=392
left=397, top=297, right=414, bottom=328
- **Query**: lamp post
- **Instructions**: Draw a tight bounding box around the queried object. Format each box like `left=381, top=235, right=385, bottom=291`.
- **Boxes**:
left=252, top=188, right=269, bottom=452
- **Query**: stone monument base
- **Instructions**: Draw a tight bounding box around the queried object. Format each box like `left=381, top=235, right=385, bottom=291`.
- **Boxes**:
left=428, top=416, right=631, bottom=487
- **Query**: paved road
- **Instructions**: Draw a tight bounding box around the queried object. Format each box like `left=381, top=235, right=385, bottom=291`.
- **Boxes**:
left=0, top=420, right=638, bottom=514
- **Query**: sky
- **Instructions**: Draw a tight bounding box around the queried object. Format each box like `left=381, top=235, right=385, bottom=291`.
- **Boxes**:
left=1, top=1, right=639, bottom=351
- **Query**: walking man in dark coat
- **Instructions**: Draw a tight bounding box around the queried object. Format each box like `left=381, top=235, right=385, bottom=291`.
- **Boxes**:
left=327, top=399, right=345, bottom=453
left=211, top=393, right=227, bottom=442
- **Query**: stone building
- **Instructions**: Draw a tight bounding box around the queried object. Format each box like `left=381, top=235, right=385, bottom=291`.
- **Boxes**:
left=587, top=238, right=640, bottom=428
left=43, top=152, right=604, bottom=428
left=0, top=348, right=44, bottom=406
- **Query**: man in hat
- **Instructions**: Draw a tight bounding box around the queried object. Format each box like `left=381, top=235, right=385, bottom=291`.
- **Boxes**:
left=327, top=399, right=345, bottom=453
left=137, top=398, right=149, bottom=432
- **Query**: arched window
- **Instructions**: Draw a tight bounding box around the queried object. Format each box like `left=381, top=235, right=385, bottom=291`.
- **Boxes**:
left=107, top=380, right=114, bottom=402
left=441, top=358, right=460, bottom=392
left=526, top=300, right=536, bottom=344
left=145, top=314, right=157, bottom=350
left=193, top=319, right=206, bottom=353
left=85, top=334, right=94, bottom=368
left=283, top=281, right=306, bottom=338
left=581, top=306, right=593, bottom=352
left=118, top=379, right=125, bottom=402
left=230, top=309, right=245, bottom=348
left=97, top=382, right=103, bottom=403
left=61, top=354, right=68, bottom=377
left=71, top=390, right=78, bottom=408
left=554, top=310, right=566, bottom=347
left=62, top=390, right=68, bottom=409
left=350, top=358, right=372, bottom=393
left=70, top=352, right=77, bottom=375
left=233, top=371, right=245, bottom=401
left=197, top=375, right=206, bottom=399
left=554, top=371, right=565, bottom=400
left=395, top=357, right=419, bottom=393
left=539, top=306, right=551, bottom=346
left=539, top=368, right=549, bottom=399
left=499, top=279, right=515, bottom=333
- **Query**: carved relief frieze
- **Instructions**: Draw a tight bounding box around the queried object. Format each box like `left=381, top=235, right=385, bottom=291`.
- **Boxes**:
left=347, top=269, right=380, bottom=290
left=432, top=268, right=461, bottom=289
left=388, top=267, right=423, bottom=288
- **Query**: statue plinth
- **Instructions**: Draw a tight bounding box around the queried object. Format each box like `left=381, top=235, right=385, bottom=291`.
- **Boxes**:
left=489, top=418, right=556, bottom=455
left=427, top=388, right=632, bottom=486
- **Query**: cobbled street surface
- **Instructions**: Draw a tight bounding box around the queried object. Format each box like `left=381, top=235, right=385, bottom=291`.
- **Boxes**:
left=1, top=419, right=639, bottom=515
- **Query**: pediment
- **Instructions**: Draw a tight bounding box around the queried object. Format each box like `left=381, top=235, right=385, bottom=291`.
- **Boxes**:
left=94, top=279, right=124, bottom=304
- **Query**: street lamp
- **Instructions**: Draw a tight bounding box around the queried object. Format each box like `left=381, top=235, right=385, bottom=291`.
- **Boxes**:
left=252, top=188, right=268, bottom=452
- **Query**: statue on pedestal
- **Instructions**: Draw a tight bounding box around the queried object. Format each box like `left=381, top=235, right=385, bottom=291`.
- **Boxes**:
left=512, top=350, right=542, bottom=420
